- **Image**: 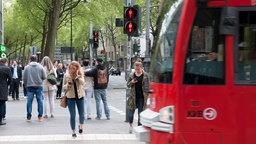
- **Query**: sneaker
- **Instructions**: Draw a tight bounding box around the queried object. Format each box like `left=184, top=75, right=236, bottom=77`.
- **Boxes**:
left=26, top=118, right=31, bottom=122
left=129, top=126, right=133, bottom=133
left=38, top=117, right=44, bottom=122
left=72, top=133, right=77, bottom=138
left=87, top=117, right=91, bottom=120
left=106, top=117, right=110, bottom=120
left=95, top=117, right=101, bottom=120
left=50, top=115, right=54, bottom=118
left=43, top=115, right=48, bottom=118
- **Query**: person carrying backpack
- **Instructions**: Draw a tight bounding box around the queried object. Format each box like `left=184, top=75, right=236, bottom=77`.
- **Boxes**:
left=84, top=58, right=110, bottom=120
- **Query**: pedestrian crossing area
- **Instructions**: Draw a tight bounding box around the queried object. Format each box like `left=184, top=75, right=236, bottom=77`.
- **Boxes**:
left=0, top=134, right=139, bottom=142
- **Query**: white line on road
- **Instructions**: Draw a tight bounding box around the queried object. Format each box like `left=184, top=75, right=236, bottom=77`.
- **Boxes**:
left=109, top=105, right=138, bottom=120
left=0, top=134, right=137, bottom=142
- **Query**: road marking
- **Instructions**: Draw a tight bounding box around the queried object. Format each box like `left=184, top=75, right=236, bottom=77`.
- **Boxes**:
left=109, top=105, right=138, bottom=120
left=0, top=134, right=137, bottom=142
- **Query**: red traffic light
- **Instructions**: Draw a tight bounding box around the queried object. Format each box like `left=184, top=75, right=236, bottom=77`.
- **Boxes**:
left=93, top=30, right=99, bottom=48
left=125, top=7, right=137, bottom=20
left=125, top=22, right=137, bottom=34
left=93, top=31, right=99, bottom=37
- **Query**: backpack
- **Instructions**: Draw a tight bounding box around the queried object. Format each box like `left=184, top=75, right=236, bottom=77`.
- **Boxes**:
left=47, top=73, right=57, bottom=85
left=97, top=68, right=107, bottom=85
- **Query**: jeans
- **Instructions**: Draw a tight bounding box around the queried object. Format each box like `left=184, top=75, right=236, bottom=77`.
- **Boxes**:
left=43, top=90, right=55, bottom=116
left=67, top=98, right=84, bottom=131
left=94, top=89, right=110, bottom=118
left=84, top=87, right=93, bottom=118
left=26, top=87, right=43, bottom=119
left=0, top=100, right=6, bottom=122
left=128, top=97, right=144, bottom=126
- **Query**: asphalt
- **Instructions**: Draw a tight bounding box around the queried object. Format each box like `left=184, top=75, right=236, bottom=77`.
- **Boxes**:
left=0, top=76, right=145, bottom=144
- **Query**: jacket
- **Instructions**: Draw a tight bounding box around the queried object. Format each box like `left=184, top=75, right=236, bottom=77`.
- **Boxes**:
left=62, top=73, right=85, bottom=99
left=84, top=64, right=108, bottom=89
left=127, top=71, right=150, bottom=110
left=83, top=66, right=94, bottom=90
left=0, top=63, right=12, bottom=101
left=10, top=65, right=22, bottom=81
left=23, top=62, right=46, bottom=87
left=42, top=67, right=57, bottom=92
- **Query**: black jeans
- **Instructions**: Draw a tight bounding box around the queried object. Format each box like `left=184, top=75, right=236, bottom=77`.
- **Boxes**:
left=12, top=79, right=20, bottom=99
left=0, top=100, right=6, bottom=122
left=128, top=97, right=144, bottom=126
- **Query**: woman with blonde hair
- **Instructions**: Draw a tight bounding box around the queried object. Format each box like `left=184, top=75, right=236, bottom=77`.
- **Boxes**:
left=41, top=56, right=57, bottom=119
left=63, top=61, right=85, bottom=138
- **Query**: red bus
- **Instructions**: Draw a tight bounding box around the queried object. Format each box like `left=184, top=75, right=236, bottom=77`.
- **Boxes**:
left=134, top=0, right=256, bottom=144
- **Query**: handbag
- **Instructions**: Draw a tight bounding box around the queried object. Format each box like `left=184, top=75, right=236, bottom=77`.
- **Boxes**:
left=60, top=93, right=67, bottom=108
left=47, top=73, right=57, bottom=85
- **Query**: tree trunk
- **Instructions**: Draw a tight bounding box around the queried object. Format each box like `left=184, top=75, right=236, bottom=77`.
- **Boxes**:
left=44, top=0, right=62, bottom=60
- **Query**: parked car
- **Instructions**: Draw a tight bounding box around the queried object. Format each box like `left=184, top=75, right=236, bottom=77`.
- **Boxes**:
left=111, top=68, right=121, bottom=76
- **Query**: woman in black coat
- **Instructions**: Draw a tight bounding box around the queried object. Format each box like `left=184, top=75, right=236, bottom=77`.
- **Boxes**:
left=0, top=58, right=12, bottom=125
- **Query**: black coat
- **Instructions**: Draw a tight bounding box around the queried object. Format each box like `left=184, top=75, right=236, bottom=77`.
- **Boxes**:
left=10, top=65, right=22, bottom=81
left=0, top=64, right=12, bottom=101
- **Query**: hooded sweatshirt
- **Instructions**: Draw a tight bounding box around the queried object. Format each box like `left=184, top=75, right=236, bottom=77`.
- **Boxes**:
left=84, top=64, right=108, bottom=89
left=23, top=62, right=46, bottom=87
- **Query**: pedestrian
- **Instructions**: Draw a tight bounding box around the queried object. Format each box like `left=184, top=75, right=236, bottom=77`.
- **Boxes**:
left=41, top=56, right=57, bottom=118
left=0, top=58, right=12, bottom=125
left=127, top=60, right=150, bottom=133
left=56, top=63, right=64, bottom=99
left=10, top=60, right=22, bottom=100
left=82, top=59, right=94, bottom=120
left=84, top=57, right=110, bottom=120
left=63, top=61, right=85, bottom=138
left=23, top=55, right=46, bottom=122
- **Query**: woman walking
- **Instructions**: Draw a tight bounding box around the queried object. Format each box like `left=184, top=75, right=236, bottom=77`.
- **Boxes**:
left=127, top=60, right=150, bottom=133
left=41, top=56, right=57, bottom=118
left=63, top=61, right=85, bottom=138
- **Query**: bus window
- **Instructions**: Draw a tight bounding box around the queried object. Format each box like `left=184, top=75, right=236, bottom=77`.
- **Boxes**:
left=150, top=1, right=183, bottom=84
left=235, top=10, right=256, bottom=84
left=183, top=8, right=225, bottom=85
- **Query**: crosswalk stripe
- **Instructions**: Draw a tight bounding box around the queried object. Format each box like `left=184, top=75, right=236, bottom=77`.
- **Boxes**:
left=0, top=134, right=137, bottom=142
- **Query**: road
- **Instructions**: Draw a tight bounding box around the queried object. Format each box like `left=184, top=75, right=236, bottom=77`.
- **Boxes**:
left=0, top=72, right=144, bottom=144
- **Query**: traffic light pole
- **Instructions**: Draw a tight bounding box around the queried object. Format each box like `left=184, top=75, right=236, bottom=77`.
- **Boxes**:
left=144, top=0, right=151, bottom=72
left=89, top=21, right=93, bottom=66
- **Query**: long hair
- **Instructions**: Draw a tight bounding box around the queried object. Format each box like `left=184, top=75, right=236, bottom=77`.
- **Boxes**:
left=41, top=56, right=54, bottom=71
left=68, top=61, right=84, bottom=78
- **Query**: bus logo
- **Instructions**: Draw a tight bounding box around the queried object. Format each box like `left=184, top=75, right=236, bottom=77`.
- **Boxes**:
left=203, top=108, right=217, bottom=120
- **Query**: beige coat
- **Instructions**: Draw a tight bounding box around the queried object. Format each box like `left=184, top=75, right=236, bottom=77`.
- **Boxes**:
left=42, top=67, right=57, bottom=92
left=63, top=73, right=85, bottom=99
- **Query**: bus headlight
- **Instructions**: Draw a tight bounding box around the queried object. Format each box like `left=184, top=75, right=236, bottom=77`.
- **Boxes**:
left=159, top=106, right=174, bottom=124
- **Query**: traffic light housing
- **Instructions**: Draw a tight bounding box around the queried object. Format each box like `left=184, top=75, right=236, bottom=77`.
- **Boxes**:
left=0, top=44, right=6, bottom=58
left=93, top=30, right=99, bottom=49
left=123, top=5, right=140, bottom=36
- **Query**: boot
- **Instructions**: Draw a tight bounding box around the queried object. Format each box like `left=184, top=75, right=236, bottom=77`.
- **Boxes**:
left=0, top=118, right=6, bottom=125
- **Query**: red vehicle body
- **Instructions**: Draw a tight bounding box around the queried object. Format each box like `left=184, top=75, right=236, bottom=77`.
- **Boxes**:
left=134, top=0, right=256, bottom=144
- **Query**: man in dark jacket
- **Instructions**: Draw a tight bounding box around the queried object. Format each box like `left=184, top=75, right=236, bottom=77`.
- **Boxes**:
left=0, top=58, right=12, bottom=125
left=84, top=58, right=110, bottom=120
left=10, top=60, right=22, bottom=100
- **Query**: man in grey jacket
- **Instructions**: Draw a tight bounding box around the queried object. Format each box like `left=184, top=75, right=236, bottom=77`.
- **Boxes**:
left=23, top=55, right=46, bottom=121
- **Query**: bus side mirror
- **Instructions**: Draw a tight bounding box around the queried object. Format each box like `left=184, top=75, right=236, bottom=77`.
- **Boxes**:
left=219, top=7, right=238, bottom=35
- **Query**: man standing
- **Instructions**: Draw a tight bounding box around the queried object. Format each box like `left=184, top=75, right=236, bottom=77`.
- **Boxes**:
left=0, top=58, right=12, bottom=125
left=11, top=60, right=22, bottom=100
left=23, top=55, right=46, bottom=121
left=84, top=58, right=110, bottom=120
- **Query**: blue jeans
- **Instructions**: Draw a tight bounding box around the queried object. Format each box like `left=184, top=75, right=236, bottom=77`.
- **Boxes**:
left=67, top=98, right=84, bottom=130
left=26, top=87, right=43, bottom=119
left=84, top=87, right=93, bottom=118
left=94, top=89, right=110, bottom=118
